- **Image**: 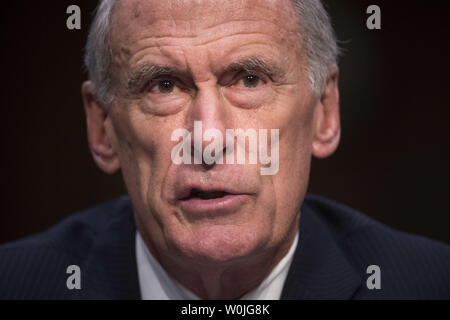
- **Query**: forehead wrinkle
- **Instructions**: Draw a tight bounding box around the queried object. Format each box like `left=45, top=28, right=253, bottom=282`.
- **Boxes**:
left=112, top=0, right=303, bottom=60
left=125, top=38, right=289, bottom=86
left=122, top=22, right=299, bottom=73
left=137, top=34, right=279, bottom=56
left=114, top=0, right=299, bottom=45
left=127, top=28, right=274, bottom=70
left=113, top=0, right=304, bottom=88
left=128, top=10, right=294, bottom=46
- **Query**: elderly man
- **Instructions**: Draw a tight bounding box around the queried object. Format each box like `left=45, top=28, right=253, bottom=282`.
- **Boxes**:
left=0, top=0, right=449, bottom=300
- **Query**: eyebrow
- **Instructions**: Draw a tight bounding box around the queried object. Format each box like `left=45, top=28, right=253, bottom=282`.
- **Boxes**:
left=127, top=64, right=178, bottom=94
left=126, top=56, right=286, bottom=93
left=224, top=56, right=287, bottom=81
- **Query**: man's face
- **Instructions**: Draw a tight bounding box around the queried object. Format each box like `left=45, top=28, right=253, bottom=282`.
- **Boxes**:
left=90, top=0, right=338, bottom=265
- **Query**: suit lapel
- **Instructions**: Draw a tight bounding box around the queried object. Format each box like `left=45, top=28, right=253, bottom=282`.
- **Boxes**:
left=82, top=197, right=141, bottom=299
left=281, top=201, right=363, bottom=299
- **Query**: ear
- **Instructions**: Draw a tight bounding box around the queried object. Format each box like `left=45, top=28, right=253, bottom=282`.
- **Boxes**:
left=312, top=65, right=341, bottom=159
left=82, top=81, right=120, bottom=174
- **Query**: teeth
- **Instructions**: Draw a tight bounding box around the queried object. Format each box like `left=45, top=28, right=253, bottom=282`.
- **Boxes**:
left=190, top=189, right=228, bottom=200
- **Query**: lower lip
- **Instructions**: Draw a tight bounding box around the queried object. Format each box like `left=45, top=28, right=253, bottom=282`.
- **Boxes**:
left=178, top=194, right=248, bottom=216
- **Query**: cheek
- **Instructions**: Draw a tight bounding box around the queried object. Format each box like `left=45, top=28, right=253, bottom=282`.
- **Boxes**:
left=222, top=85, right=277, bottom=110
left=140, top=91, right=191, bottom=116
left=109, top=106, right=177, bottom=206
left=267, top=93, right=316, bottom=235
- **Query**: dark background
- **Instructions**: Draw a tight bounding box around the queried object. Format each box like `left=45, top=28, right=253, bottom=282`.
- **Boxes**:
left=1, top=0, right=449, bottom=245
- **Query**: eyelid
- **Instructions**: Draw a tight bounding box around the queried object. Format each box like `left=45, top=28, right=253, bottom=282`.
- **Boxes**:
left=148, top=77, right=178, bottom=91
left=146, top=70, right=270, bottom=92
left=242, top=68, right=272, bottom=81
left=233, top=70, right=268, bottom=87
left=148, top=77, right=196, bottom=96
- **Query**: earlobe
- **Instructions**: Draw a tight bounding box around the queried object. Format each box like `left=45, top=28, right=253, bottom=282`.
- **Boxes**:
left=312, top=66, right=341, bottom=159
left=82, top=81, right=120, bottom=174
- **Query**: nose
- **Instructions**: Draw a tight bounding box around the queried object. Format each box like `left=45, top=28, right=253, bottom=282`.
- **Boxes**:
left=188, top=82, right=230, bottom=167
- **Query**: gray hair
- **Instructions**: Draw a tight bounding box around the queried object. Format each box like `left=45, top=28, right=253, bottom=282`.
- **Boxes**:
left=84, top=0, right=339, bottom=107
left=84, top=0, right=117, bottom=106
left=292, top=0, right=340, bottom=94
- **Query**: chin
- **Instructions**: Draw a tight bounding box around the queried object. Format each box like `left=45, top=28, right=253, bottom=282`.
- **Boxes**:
left=168, top=223, right=270, bottom=264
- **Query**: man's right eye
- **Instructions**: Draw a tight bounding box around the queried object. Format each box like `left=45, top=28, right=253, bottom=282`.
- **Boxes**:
left=150, top=79, right=176, bottom=94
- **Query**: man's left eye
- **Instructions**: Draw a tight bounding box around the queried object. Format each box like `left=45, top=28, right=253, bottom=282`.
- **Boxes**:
left=241, top=74, right=261, bottom=88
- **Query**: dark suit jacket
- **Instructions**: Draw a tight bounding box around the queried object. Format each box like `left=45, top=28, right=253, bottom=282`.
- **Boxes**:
left=1, top=194, right=449, bottom=299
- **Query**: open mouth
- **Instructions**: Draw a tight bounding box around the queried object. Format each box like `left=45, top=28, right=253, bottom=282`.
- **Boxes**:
left=176, top=186, right=248, bottom=214
left=181, top=189, right=230, bottom=201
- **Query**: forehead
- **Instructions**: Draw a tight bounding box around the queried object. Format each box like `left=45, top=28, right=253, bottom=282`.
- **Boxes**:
left=111, top=0, right=301, bottom=53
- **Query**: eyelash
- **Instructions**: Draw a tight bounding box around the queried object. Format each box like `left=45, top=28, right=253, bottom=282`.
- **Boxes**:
left=146, top=71, right=268, bottom=93
left=236, top=70, right=271, bottom=84
left=147, top=78, right=179, bottom=92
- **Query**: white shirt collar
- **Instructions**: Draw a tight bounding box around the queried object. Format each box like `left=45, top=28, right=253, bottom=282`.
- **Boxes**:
left=136, top=231, right=299, bottom=300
